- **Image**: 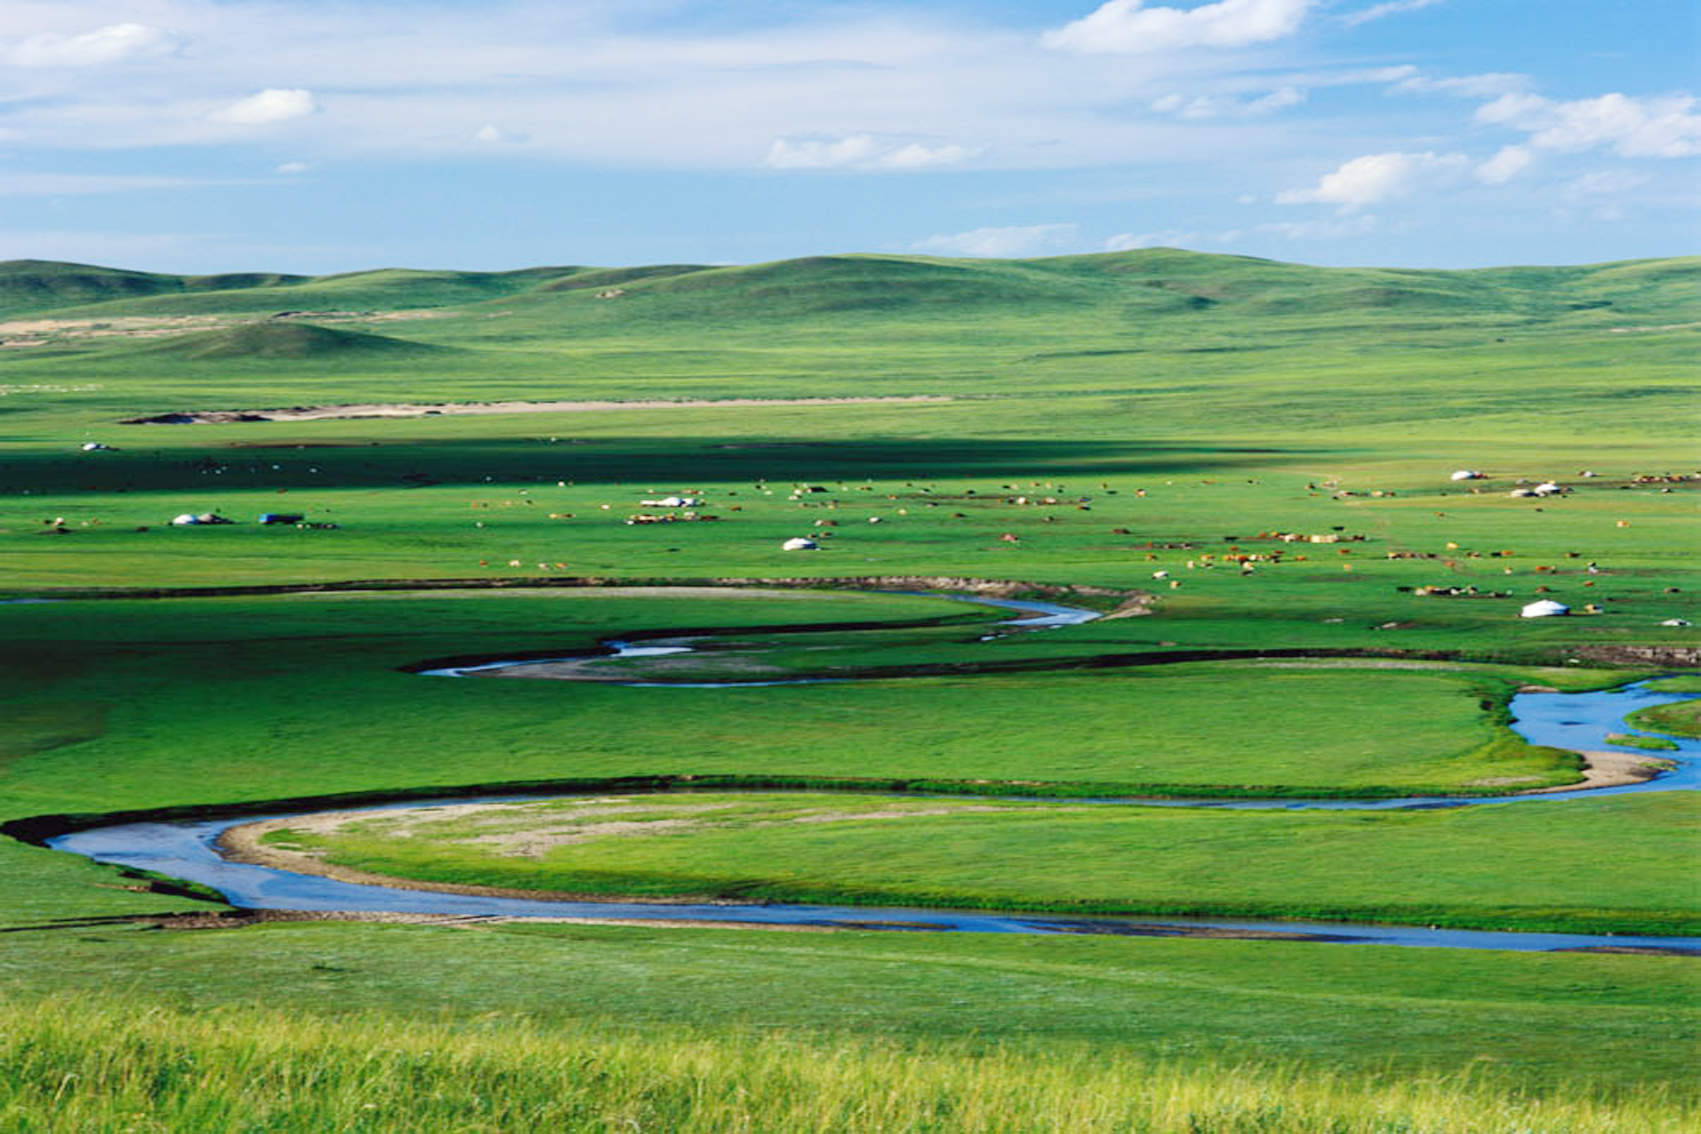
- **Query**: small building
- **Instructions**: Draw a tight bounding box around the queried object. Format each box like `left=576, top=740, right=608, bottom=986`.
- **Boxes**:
left=1520, top=599, right=1570, bottom=618
left=781, top=537, right=817, bottom=551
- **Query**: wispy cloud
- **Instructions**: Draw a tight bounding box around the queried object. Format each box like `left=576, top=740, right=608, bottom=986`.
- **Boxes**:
left=472, top=124, right=529, bottom=145
left=1390, top=71, right=1532, bottom=99
left=1474, top=145, right=1532, bottom=184
left=912, top=223, right=1078, bottom=257
left=1258, top=215, right=1380, bottom=240
left=1339, top=0, right=1444, bottom=29
left=2, top=22, right=185, bottom=67
left=1151, top=86, right=1304, bottom=118
left=1105, top=228, right=1242, bottom=250
left=765, top=135, right=978, bottom=170
left=0, top=172, right=262, bottom=196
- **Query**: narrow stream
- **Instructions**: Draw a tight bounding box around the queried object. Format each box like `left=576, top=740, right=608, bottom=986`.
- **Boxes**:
left=43, top=594, right=1701, bottom=952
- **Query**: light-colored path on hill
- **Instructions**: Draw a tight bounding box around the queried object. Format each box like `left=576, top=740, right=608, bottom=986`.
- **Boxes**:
left=128, top=396, right=952, bottom=424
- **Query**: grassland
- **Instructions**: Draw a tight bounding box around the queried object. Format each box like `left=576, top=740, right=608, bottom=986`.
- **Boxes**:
left=253, top=789, right=1699, bottom=933
left=2, top=987, right=1693, bottom=1133
left=1, top=249, right=1696, bottom=1128
left=1628, top=699, right=1701, bottom=738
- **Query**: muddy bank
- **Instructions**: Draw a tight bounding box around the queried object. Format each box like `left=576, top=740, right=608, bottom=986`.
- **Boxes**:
left=120, top=396, right=951, bottom=425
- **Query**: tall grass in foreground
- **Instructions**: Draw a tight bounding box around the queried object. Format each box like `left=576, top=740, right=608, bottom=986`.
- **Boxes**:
left=0, top=995, right=1686, bottom=1133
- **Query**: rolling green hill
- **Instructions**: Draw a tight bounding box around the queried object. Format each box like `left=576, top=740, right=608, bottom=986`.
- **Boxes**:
left=0, top=261, right=584, bottom=319
left=138, top=321, right=458, bottom=361
left=7, top=250, right=1695, bottom=329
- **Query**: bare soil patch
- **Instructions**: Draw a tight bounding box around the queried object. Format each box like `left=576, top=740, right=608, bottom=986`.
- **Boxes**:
left=0, top=310, right=448, bottom=350
left=218, top=813, right=740, bottom=905
left=122, top=395, right=951, bottom=424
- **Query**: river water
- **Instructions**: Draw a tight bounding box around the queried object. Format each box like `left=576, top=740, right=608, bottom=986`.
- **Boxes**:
left=46, top=595, right=1700, bottom=952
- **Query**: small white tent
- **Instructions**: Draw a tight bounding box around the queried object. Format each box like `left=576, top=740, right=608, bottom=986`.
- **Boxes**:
left=1448, top=470, right=1481, bottom=481
left=1520, top=599, right=1569, bottom=618
left=781, top=537, right=818, bottom=551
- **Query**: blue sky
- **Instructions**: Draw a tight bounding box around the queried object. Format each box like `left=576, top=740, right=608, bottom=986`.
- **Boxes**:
left=1, top=0, right=1696, bottom=273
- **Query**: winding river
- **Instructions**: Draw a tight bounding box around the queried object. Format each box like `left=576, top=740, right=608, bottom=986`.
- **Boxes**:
left=46, top=594, right=1701, bottom=952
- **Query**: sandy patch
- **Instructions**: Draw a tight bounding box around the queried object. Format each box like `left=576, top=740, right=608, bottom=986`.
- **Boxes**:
left=218, top=811, right=743, bottom=905
left=467, top=817, right=712, bottom=858
left=1518, top=750, right=1675, bottom=794
left=236, top=798, right=735, bottom=859
left=122, top=395, right=951, bottom=424
left=0, top=310, right=449, bottom=351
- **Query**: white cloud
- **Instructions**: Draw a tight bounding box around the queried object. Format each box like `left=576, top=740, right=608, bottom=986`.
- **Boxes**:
left=765, top=135, right=882, bottom=169
left=3, top=22, right=184, bottom=67
left=1043, top=0, right=1316, bottom=55
left=274, top=161, right=311, bottom=174
left=912, top=223, right=1078, bottom=257
left=208, top=89, right=319, bottom=126
left=1339, top=0, right=1444, bottom=28
left=764, top=135, right=978, bottom=170
left=1276, top=151, right=1469, bottom=208
left=1478, top=91, right=1701, bottom=159
left=1475, top=145, right=1532, bottom=184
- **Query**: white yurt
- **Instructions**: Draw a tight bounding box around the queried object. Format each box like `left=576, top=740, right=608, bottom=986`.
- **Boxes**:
left=781, top=537, right=818, bottom=551
left=1448, top=470, right=1481, bottom=481
left=1520, top=599, right=1570, bottom=618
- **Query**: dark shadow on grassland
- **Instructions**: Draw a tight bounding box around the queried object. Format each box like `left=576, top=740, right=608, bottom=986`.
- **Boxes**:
left=1, top=437, right=1323, bottom=494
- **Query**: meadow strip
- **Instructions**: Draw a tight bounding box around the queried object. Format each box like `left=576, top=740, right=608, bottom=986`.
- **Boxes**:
left=0, top=993, right=1687, bottom=1133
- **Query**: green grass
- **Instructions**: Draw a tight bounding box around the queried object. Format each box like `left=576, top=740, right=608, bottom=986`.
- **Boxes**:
left=0, top=594, right=1591, bottom=808
left=0, top=988, right=1690, bottom=1133
left=1627, top=698, right=1701, bottom=739
left=1, top=922, right=1696, bottom=1109
left=140, top=321, right=458, bottom=361
left=264, top=789, right=1700, bottom=934
left=1606, top=732, right=1682, bottom=750
left=1, top=247, right=1697, bottom=1126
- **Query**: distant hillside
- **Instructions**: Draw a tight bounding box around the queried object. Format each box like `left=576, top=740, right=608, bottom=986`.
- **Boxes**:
left=0, top=261, right=584, bottom=319
left=140, top=322, right=454, bottom=361
left=4, top=250, right=1695, bottom=330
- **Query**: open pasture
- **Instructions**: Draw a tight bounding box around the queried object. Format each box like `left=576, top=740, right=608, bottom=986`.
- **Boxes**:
left=1, top=250, right=1696, bottom=1127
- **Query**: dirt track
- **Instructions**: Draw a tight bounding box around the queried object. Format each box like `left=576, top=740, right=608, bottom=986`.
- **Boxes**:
left=121, top=396, right=951, bottom=424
